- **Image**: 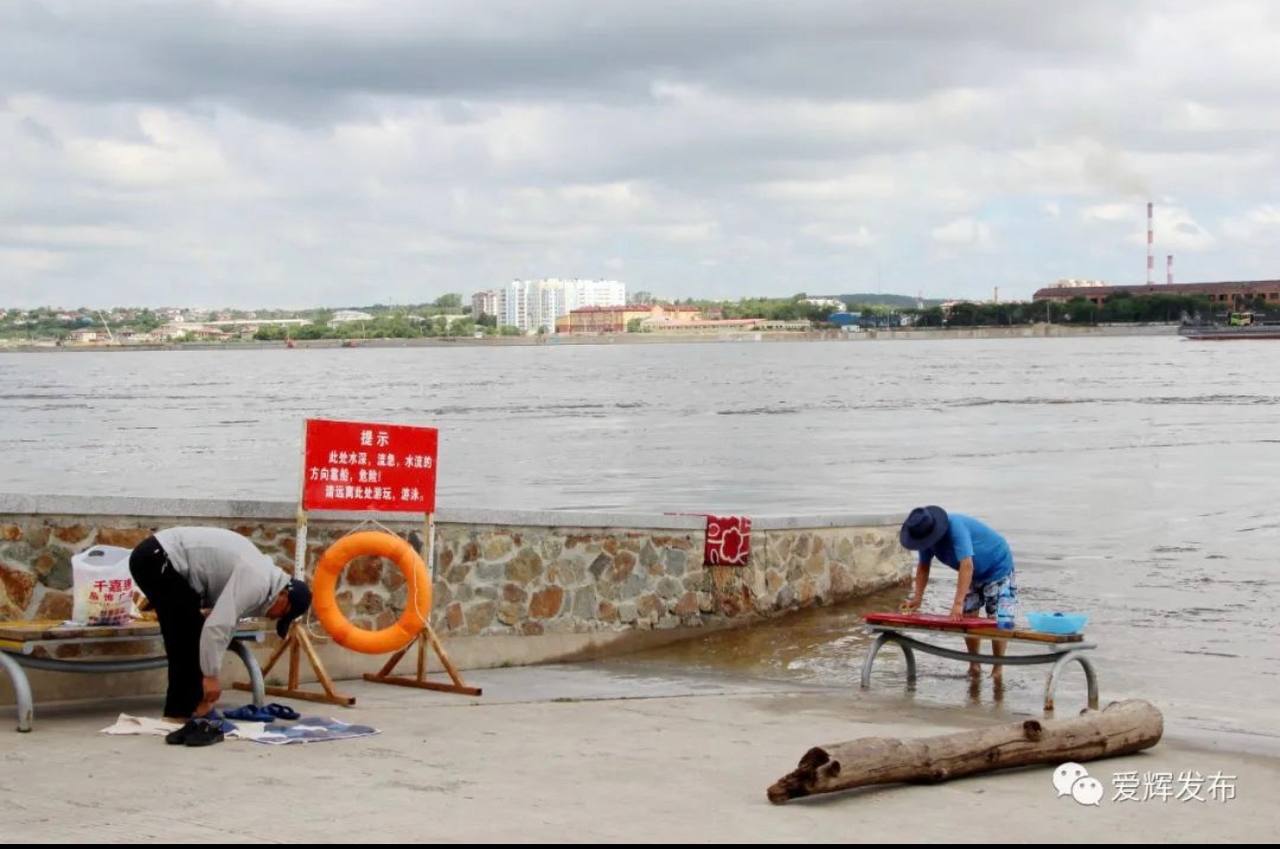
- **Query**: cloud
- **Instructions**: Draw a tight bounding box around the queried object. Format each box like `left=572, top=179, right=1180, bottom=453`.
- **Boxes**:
left=1082, top=203, right=1136, bottom=223
left=0, top=0, right=1277, bottom=306
left=802, top=222, right=879, bottom=248
left=1084, top=202, right=1215, bottom=251
left=1222, top=205, right=1280, bottom=243
left=0, top=224, right=144, bottom=249
left=0, top=247, right=64, bottom=272
left=931, top=217, right=993, bottom=248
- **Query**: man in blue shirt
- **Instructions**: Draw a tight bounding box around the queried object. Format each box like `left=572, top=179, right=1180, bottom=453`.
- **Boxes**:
left=899, top=505, right=1017, bottom=681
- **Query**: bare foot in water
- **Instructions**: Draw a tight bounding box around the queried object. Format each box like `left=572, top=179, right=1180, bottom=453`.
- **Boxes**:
left=968, top=663, right=982, bottom=678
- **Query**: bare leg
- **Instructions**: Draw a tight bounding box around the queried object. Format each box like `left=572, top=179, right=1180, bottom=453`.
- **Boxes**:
left=965, top=635, right=981, bottom=677
left=989, top=610, right=1006, bottom=682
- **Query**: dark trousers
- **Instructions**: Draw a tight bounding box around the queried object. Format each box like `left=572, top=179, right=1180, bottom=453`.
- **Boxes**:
left=129, top=537, right=204, bottom=718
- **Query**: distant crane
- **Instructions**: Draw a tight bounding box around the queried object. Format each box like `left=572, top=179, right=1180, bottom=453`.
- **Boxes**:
left=96, top=310, right=117, bottom=345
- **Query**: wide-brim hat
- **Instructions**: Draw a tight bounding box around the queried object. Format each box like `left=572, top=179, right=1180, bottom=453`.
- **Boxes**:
left=899, top=505, right=949, bottom=550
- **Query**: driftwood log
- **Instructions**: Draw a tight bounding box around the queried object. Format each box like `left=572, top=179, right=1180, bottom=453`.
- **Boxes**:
left=768, top=699, right=1162, bottom=804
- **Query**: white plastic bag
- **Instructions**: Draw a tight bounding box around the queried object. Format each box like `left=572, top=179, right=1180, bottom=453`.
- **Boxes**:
left=71, top=545, right=135, bottom=625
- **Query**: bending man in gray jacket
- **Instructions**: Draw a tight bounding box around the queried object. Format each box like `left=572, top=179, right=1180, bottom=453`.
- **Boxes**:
left=129, top=527, right=312, bottom=720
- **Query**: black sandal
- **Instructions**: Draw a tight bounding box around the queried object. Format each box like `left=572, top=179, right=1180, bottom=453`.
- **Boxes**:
left=182, top=718, right=226, bottom=747
left=165, top=718, right=201, bottom=746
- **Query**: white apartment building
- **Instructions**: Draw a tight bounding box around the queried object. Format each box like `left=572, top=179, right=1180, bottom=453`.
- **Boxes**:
left=330, top=309, right=375, bottom=324
left=484, top=279, right=627, bottom=333
left=803, top=297, right=848, bottom=311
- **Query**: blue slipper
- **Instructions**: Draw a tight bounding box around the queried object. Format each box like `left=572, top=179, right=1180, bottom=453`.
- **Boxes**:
left=263, top=703, right=301, bottom=721
left=224, top=704, right=275, bottom=722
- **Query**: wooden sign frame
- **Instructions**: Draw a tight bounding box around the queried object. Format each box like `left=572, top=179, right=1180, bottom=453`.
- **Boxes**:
left=233, top=420, right=479, bottom=707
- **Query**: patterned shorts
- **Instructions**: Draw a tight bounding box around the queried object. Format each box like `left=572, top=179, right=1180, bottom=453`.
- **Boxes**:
left=963, top=569, right=1017, bottom=616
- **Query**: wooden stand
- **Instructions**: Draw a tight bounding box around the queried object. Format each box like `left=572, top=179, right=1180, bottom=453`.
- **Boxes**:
left=362, top=622, right=482, bottom=696
left=361, top=513, right=479, bottom=696
left=233, top=622, right=355, bottom=706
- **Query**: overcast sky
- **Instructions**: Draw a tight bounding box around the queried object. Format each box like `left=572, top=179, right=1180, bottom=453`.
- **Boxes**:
left=2, top=0, right=1279, bottom=308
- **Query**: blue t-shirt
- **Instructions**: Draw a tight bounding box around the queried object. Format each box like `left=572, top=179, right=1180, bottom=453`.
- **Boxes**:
left=918, top=513, right=1013, bottom=585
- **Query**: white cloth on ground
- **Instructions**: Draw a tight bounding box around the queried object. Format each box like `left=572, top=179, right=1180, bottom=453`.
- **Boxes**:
left=98, top=712, right=270, bottom=740
left=99, top=714, right=180, bottom=736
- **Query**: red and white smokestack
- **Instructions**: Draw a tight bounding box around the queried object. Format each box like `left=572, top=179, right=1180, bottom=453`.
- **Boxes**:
left=1152, top=202, right=1162, bottom=285
left=1167, top=254, right=1173, bottom=285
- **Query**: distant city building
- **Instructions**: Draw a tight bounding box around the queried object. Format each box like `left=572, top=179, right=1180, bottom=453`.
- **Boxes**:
left=1033, top=279, right=1280, bottom=307
left=1052, top=278, right=1109, bottom=289
left=330, top=309, right=375, bottom=324
left=68, top=328, right=108, bottom=344
left=203, top=318, right=308, bottom=328
left=180, top=325, right=229, bottom=340
left=142, top=322, right=222, bottom=341
left=803, top=297, right=847, bottom=311
left=180, top=324, right=227, bottom=340
left=631, top=317, right=812, bottom=333
left=485, top=278, right=627, bottom=333
left=827, top=311, right=862, bottom=328
left=556, top=304, right=701, bottom=334
left=752, top=320, right=813, bottom=332
left=471, top=290, right=500, bottom=319
left=495, top=283, right=530, bottom=331
left=154, top=323, right=192, bottom=341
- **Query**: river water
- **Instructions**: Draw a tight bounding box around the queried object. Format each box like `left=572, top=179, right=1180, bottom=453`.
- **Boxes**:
left=2, top=336, right=1276, bottom=741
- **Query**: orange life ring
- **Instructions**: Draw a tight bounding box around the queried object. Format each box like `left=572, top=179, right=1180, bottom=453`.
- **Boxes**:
left=312, top=531, right=431, bottom=654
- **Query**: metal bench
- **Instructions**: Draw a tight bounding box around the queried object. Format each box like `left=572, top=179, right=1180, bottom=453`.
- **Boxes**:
left=859, top=621, right=1099, bottom=712
left=0, top=619, right=268, bottom=732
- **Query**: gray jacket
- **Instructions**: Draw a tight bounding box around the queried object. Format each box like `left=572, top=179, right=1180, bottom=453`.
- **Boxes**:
left=155, top=527, right=289, bottom=676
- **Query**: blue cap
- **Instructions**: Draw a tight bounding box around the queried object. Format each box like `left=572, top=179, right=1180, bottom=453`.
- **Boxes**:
left=276, top=578, right=312, bottom=638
